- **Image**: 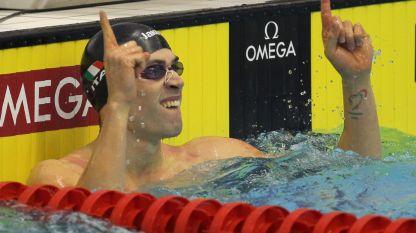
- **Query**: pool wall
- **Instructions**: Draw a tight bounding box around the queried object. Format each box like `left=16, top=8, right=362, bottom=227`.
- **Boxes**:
left=0, top=0, right=414, bottom=183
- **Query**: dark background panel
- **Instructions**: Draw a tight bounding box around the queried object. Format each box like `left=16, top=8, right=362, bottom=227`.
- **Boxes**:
left=230, top=11, right=311, bottom=139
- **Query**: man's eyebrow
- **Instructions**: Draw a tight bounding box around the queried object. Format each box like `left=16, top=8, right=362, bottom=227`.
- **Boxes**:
left=147, top=59, right=166, bottom=65
left=147, top=57, right=179, bottom=66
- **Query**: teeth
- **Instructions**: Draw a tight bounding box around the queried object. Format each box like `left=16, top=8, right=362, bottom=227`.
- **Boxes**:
left=161, top=100, right=180, bottom=108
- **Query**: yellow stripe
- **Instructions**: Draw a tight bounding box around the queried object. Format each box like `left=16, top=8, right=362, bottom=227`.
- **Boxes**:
left=186, top=26, right=204, bottom=141
left=379, top=3, right=395, bottom=129
left=216, top=23, right=229, bottom=136
left=408, top=0, right=416, bottom=135
left=311, top=1, right=416, bottom=135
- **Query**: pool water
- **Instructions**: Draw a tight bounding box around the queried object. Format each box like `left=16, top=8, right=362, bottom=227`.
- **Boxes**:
left=1, top=128, right=416, bottom=232
left=0, top=201, right=133, bottom=233
left=147, top=128, right=416, bottom=219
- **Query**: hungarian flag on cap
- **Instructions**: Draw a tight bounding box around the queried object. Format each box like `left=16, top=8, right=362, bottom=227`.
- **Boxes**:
left=84, top=61, right=104, bottom=81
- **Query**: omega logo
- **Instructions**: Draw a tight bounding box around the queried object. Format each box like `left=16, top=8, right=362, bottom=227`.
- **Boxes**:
left=264, top=21, right=279, bottom=40
left=245, top=20, right=296, bottom=62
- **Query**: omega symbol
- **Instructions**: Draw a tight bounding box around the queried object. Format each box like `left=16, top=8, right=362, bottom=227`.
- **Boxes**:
left=264, top=21, right=279, bottom=40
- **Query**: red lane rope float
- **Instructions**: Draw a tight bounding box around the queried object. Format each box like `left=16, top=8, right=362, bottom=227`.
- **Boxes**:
left=241, top=205, right=289, bottom=233
left=110, top=193, right=156, bottom=229
left=1, top=182, right=416, bottom=233
left=0, top=182, right=27, bottom=200
left=277, top=208, right=322, bottom=233
left=348, top=215, right=392, bottom=233
left=313, top=211, right=357, bottom=233
left=174, top=199, right=222, bottom=233
left=80, top=190, right=124, bottom=219
left=47, top=187, right=91, bottom=211
left=142, top=195, right=189, bottom=233
left=17, top=184, right=59, bottom=207
left=208, top=202, right=255, bottom=233
left=384, top=219, right=416, bottom=233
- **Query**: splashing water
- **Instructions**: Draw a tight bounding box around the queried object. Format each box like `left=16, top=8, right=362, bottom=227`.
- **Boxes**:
left=1, top=128, right=415, bottom=232
left=372, top=49, right=381, bottom=64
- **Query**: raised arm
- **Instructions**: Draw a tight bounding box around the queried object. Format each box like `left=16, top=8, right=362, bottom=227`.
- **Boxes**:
left=77, top=11, right=149, bottom=190
left=320, top=0, right=381, bottom=158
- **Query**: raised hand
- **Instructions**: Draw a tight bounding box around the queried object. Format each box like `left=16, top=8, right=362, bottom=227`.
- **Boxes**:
left=99, top=11, right=149, bottom=107
left=321, top=0, right=373, bottom=80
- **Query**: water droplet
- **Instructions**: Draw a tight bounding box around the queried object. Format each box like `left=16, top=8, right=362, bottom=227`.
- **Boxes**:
left=300, top=91, right=307, bottom=96
left=318, top=55, right=323, bottom=59
left=129, top=116, right=135, bottom=122
left=288, top=69, right=293, bottom=75
left=140, top=122, right=145, bottom=128
left=140, top=90, right=146, bottom=96
left=138, top=106, right=142, bottom=111
left=288, top=105, right=292, bottom=109
left=372, top=49, right=381, bottom=64
left=136, top=138, right=140, bottom=143
left=388, top=60, right=394, bottom=64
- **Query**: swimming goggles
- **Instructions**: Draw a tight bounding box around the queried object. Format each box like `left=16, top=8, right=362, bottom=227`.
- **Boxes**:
left=140, top=61, right=184, bottom=80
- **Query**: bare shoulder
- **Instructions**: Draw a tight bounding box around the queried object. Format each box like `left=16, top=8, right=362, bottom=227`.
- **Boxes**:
left=27, top=146, right=93, bottom=188
left=27, top=158, right=80, bottom=188
left=182, top=136, right=264, bottom=160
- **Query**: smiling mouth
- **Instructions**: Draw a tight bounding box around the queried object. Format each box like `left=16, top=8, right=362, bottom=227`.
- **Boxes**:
left=160, top=100, right=181, bottom=109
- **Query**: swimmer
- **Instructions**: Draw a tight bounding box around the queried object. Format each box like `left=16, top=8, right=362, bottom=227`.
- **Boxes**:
left=28, top=0, right=381, bottom=191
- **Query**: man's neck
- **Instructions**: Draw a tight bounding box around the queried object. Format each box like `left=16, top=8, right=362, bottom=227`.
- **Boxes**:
left=125, top=131, right=164, bottom=177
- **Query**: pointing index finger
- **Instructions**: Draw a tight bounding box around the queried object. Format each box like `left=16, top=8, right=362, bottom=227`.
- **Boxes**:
left=321, top=0, right=332, bottom=30
left=99, top=10, right=118, bottom=50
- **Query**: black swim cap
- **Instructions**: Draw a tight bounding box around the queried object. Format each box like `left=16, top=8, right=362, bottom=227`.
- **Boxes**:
left=81, top=22, right=171, bottom=112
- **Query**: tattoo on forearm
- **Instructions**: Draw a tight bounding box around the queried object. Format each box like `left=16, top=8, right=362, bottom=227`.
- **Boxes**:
left=347, top=89, right=367, bottom=119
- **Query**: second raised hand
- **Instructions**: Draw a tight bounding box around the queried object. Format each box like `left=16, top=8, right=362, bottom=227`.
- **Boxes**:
left=320, top=0, right=373, bottom=80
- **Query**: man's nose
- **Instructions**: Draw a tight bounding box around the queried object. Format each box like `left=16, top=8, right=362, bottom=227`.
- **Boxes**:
left=164, top=70, right=184, bottom=90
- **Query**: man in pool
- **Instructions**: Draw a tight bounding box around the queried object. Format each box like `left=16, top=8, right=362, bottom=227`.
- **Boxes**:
left=28, top=0, right=381, bottom=191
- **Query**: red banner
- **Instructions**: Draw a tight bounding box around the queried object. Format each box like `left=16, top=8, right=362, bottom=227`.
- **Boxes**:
left=0, top=66, right=99, bottom=137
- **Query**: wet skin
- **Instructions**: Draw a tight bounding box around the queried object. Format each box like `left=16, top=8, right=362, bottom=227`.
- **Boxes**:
left=28, top=0, right=381, bottom=191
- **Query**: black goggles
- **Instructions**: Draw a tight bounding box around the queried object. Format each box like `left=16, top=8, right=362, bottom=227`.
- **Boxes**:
left=140, top=61, right=184, bottom=80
